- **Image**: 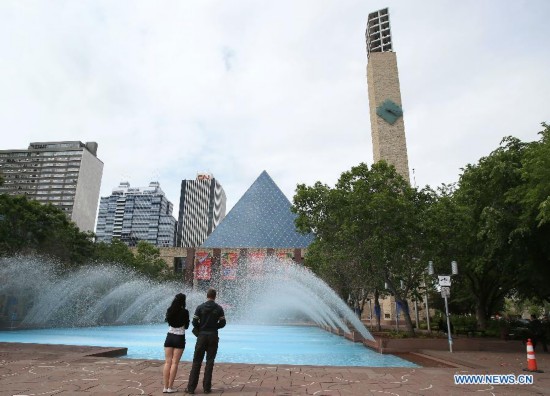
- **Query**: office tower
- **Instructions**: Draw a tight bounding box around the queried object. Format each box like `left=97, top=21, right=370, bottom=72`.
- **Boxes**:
left=0, top=141, right=103, bottom=232
left=95, top=181, right=176, bottom=247
left=366, top=8, right=410, bottom=183
left=177, top=172, right=226, bottom=247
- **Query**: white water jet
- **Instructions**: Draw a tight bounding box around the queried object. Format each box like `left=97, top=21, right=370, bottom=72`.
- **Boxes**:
left=218, top=256, right=374, bottom=341
left=0, top=255, right=374, bottom=341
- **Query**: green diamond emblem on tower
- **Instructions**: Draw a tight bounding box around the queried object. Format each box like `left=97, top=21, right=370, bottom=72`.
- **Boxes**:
left=376, top=99, right=403, bottom=125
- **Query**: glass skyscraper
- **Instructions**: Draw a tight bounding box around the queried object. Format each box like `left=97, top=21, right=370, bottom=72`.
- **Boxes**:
left=95, top=181, right=176, bottom=247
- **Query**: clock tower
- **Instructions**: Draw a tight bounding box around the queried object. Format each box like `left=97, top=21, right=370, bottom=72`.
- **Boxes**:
left=366, top=8, right=410, bottom=183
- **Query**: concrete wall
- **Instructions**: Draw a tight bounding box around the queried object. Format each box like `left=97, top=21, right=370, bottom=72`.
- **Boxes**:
left=72, top=149, right=103, bottom=232
left=367, top=51, right=410, bottom=182
left=363, top=337, right=526, bottom=354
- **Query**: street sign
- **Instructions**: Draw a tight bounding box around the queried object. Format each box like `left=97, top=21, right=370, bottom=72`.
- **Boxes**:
left=438, top=275, right=451, bottom=287
left=441, top=286, right=450, bottom=298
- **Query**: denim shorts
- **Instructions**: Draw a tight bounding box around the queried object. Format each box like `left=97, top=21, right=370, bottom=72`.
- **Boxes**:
left=164, top=332, right=186, bottom=349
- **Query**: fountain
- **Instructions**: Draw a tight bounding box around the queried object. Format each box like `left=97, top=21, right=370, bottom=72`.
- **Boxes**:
left=0, top=255, right=374, bottom=341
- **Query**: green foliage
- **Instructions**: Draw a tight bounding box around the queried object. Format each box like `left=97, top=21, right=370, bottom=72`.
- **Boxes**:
left=423, top=136, right=525, bottom=328
left=0, top=194, right=94, bottom=264
left=293, top=121, right=550, bottom=333
left=91, top=239, right=173, bottom=279
left=93, top=239, right=137, bottom=267
left=134, top=241, right=172, bottom=278
left=0, top=193, right=174, bottom=280
left=503, top=297, right=545, bottom=318
left=420, top=124, right=550, bottom=328
left=293, top=161, right=432, bottom=335
left=508, top=123, right=550, bottom=301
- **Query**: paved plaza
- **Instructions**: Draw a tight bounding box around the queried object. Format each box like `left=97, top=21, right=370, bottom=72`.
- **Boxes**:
left=1, top=342, right=549, bottom=395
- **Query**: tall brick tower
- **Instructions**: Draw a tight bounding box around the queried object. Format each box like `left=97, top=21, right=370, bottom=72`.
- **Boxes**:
left=366, top=8, right=410, bottom=183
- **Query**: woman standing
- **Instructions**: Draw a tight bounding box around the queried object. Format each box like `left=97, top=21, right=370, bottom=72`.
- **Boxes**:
left=163, top=293, right=189, bottom=393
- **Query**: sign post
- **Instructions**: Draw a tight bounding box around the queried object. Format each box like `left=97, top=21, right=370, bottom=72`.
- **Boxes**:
left=438, top=276, right=451, bottom=287
left=438, top=279, right=453, bottom=353
left=428, top=261, right=458, bottom=353
left=443, top=293, right=453, bottom=353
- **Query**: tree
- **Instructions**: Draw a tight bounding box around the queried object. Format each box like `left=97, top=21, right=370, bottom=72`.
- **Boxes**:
left=0, top=192, right=174, bottom=281
left=510, top=123, right=550, bottom=301
left=93, top=238, right=137, bottom=268
left=134, top=241, right=171, bottom=278
left=0, top=194, right=94, bottom=265
left=451, top=136, right=530, bottom=329
left=293, top=162, right=432, bottom=335
left=92, top=239, right=172, bottom=280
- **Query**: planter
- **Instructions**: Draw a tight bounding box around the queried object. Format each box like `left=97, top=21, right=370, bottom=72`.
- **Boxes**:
left=364, top=337, right=526, bottom=354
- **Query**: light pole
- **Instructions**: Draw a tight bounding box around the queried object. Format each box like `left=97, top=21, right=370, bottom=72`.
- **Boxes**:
left=369, top=298, right=373, bottom=329
left=424, top=262, right=432, bottom=332
left=429, top=260, right=458, bottom=352
left=414, top=299, right=420, bottom=330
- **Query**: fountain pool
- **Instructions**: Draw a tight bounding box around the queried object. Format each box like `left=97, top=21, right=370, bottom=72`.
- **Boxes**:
left=0, top=323, right=416, bottom=367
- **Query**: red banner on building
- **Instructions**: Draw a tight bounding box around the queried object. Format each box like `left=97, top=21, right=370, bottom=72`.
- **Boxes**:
left=277, top=252, right=293, bottom=261
left=248, top=252, right=265, bottom=277
left=221, top=252, right=238, bottom=280
left=276, top=252, right=293, bottom=276
left=195, top=251, right=212, bottom=280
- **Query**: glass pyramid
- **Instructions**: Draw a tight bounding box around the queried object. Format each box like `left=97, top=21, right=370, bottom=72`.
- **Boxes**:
left=201, top=171, right=314, bottom=248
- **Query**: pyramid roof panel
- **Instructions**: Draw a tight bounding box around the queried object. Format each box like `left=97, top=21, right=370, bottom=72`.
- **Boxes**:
left=201, top=171, right=314, bottom=248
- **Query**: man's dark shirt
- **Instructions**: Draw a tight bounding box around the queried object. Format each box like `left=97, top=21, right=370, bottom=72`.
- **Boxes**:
left=192, top=300, right=226, bottom=334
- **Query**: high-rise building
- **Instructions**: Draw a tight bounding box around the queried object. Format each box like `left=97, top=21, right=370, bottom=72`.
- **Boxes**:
left=0, top=141, right=103, bottom=232
left=366, top=8, right=410, bottom=183
left=95, top=181, right=176, bottom=247
left=176, top=172, right=226, bottom=247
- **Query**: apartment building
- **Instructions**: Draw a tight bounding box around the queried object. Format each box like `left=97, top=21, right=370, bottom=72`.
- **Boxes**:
left=0, top=141, right=103, bottom=232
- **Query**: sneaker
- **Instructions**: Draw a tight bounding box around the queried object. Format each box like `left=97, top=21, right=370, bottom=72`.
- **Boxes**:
left=163, top=389, right=168, bottom=393
left=184, top=389, right=194, bottom=394
left=204, top=390, right=211, bottom=394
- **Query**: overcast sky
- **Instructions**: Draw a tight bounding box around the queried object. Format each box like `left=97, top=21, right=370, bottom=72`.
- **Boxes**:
left=1, top=0, right=549, bottom=216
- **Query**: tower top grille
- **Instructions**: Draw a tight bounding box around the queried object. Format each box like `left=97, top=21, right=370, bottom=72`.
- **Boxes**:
left=366, top=7, right=392, bottom=57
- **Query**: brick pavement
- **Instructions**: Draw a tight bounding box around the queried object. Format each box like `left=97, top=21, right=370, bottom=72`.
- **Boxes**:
left=1, top=343, right=549, bottom=395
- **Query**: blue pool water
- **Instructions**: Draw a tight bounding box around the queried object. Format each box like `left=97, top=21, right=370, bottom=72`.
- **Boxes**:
left=0, top=324, right=416, bottom=367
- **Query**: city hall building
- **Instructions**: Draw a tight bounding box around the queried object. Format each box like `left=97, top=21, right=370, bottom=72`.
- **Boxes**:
left=176, top=170, right=314, bottom=287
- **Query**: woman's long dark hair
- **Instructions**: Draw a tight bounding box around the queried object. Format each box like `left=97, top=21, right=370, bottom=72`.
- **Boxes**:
left=165, top=293, right=186, bottom=323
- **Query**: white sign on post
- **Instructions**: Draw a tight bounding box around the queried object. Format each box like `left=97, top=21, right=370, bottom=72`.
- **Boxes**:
left=438, top=276, right=451, bottom=287
left=441, top=286, right=451, bottom=298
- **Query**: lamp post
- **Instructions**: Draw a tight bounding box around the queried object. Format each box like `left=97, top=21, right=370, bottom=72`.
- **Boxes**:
left=429, top=260, right=458, bottom=352
left=369, top=298, right=373, bottom=329
left=414, top=299, right=420, bottom=330
left=425, top=261, right=434, bottom=332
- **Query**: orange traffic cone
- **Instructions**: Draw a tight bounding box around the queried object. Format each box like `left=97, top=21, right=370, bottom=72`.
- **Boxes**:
left=526, top=339, right=538, bottom=372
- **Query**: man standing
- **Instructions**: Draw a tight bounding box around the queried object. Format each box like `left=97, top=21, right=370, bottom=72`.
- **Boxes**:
left=185, top=289, right=226, bottom=394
